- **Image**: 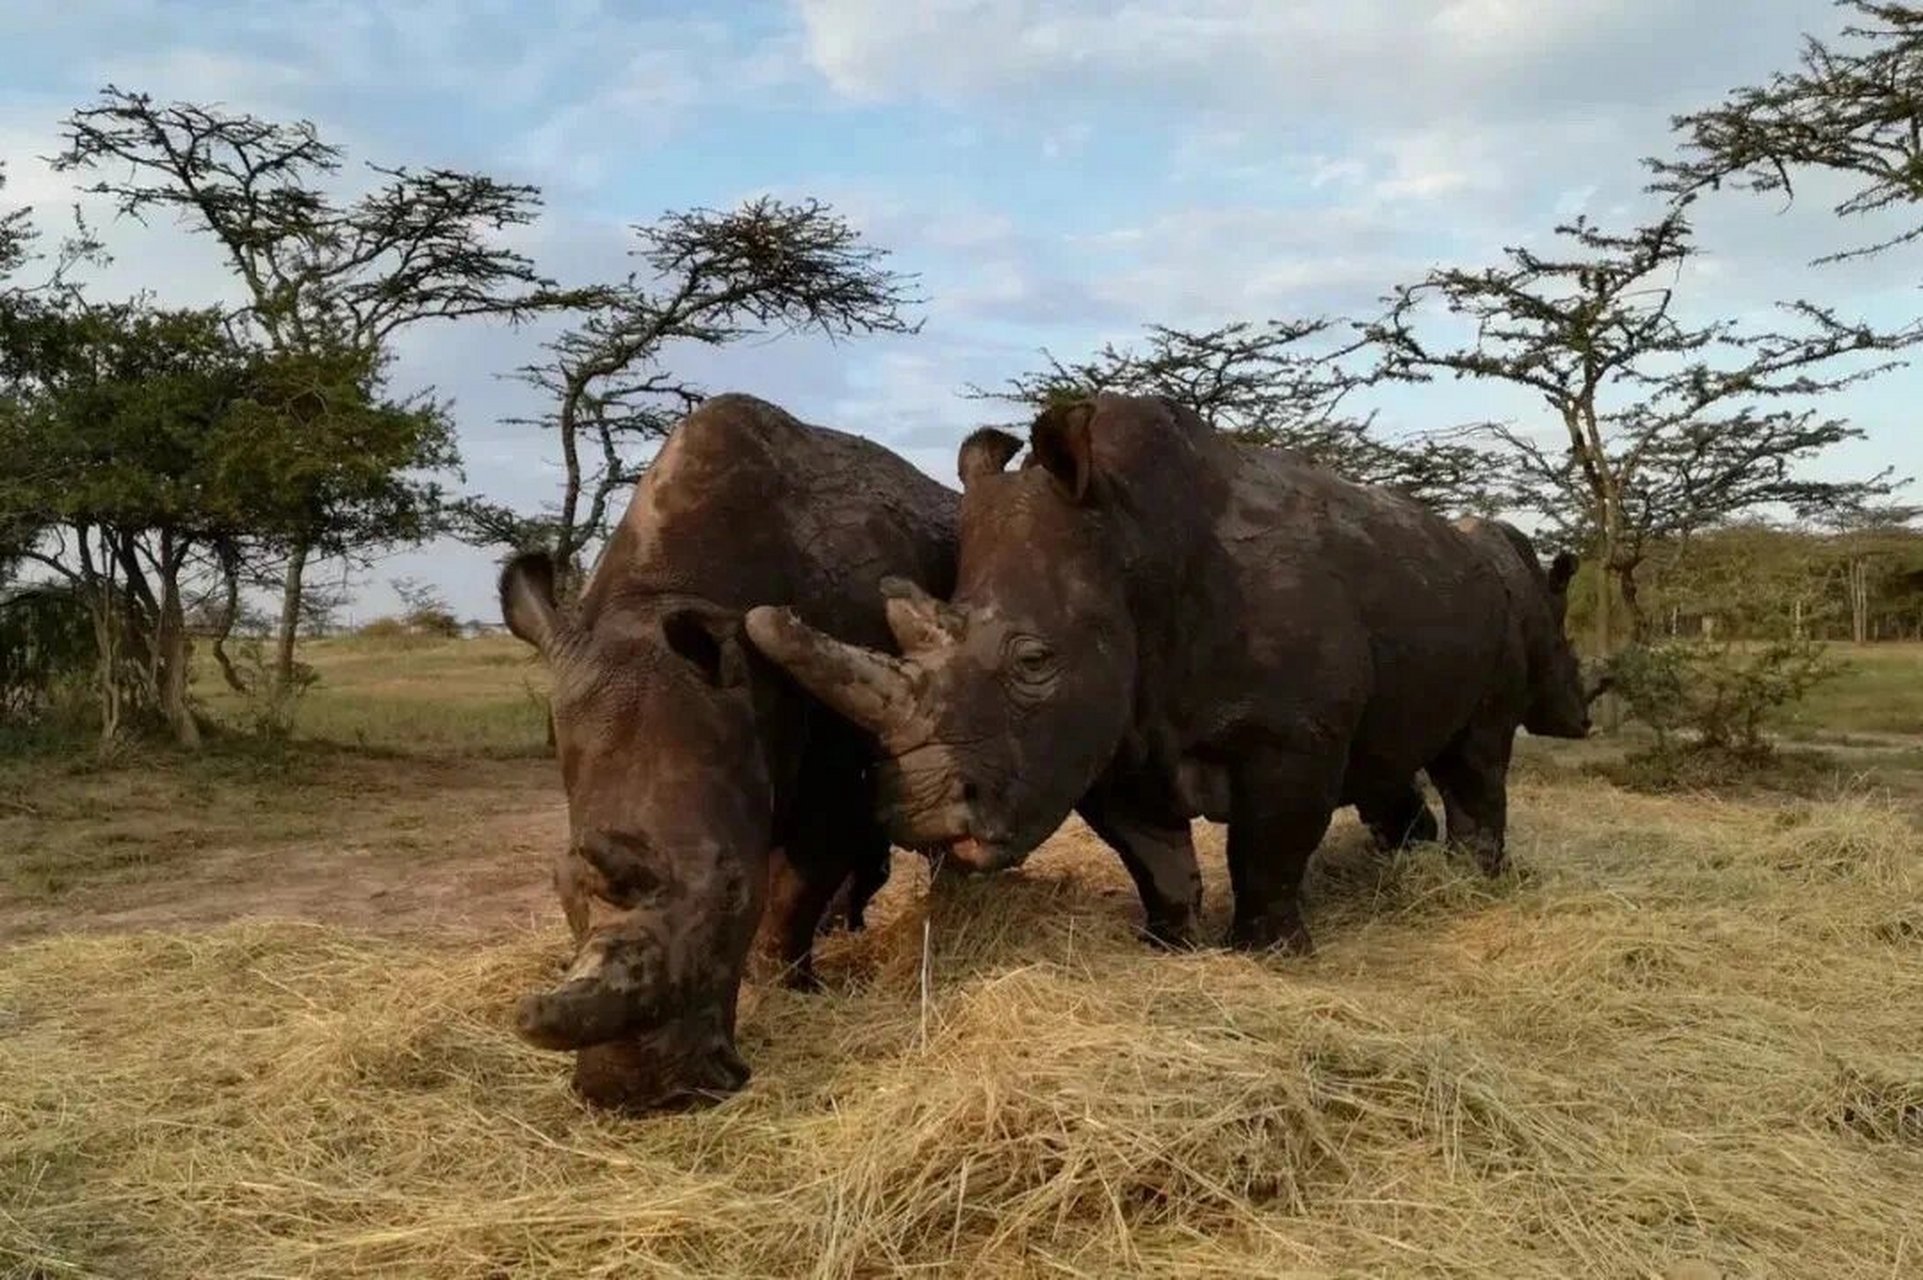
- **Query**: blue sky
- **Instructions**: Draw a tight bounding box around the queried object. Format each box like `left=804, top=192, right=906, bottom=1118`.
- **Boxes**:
left=4, top=0, right=1920, bottom=621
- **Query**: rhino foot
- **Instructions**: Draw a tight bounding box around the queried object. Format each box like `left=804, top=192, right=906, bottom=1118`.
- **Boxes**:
left=1139, top=912, right=1203, bottom=952
left=1456, top=838, right=1509, bottom=879
left=1399, top=805, right=1441, bottom=848
left=1228, top=911, right=1315, bottom=957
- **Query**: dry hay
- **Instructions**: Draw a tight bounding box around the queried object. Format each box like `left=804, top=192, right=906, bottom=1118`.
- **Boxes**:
left=3, top=780, right=1922, bottom=1278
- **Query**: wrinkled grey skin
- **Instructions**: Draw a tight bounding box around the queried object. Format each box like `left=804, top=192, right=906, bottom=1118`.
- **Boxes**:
left=748, top=393, right=1590, bottom=955
left=501, top=393, right=955, bottom=1113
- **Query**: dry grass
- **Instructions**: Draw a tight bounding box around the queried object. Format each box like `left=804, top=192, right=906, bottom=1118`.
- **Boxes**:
left=194, top=634, right=552, bottom=758
left=3, top=778, right=1921, bottom=1278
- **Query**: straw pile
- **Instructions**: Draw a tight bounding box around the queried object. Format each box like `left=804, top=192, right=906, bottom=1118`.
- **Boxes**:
left=3, top=778, right=1921, bottom=1278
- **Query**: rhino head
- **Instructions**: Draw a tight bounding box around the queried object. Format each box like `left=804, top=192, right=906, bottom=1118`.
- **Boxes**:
left=747, top=401, right=1143, bottom=872
left=502, top=551, right=777, bottom=1112
left=1520, top=548, right=1594, bottom=739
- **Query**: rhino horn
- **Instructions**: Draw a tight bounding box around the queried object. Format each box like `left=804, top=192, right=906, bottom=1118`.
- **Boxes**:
left=515, top=926, right=667, bottom=1051
left=879, top=576, right=963, bottom=654
left=744, top=605, right=920, bottom=736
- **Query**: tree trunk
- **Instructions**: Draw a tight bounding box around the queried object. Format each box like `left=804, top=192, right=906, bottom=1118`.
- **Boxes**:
left=156, top=567, right=201, bottom=750
left=211, top=543, right=252, bottom=695
left=90, top=582, right=122, bottom=760
left=1590, top=560, right=1625, bottom=733
left=276, top=538, right=309, bottom=688
left=1592, top=551, right=1612, bottom=656
left=1848, top=557, right=1869, bottom=645
left=1613, top=561, right=1646, bottom=643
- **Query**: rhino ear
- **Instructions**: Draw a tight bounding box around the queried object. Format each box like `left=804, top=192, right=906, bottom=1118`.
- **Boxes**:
left=662, top=608, right=748, bottom=689
left=501, top=552, right=563, bottom=653
left=958, top=427, right=1023, bottom=489
left=1548, top=552, right=1579, bottom=595
left=1029, top=400, right=1096, bottom=502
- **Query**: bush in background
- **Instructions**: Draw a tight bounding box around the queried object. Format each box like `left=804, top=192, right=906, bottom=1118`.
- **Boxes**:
left=1604, top=636, right=1842, bottom=790
left=0, top=585, right=98, bottom=732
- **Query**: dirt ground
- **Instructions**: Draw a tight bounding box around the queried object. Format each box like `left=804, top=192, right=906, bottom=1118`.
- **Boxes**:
left=6, top=734, right=1919, bottom=950
left=0, top=755, right=565, bottom=943
left=13, top=632, right=1911, bottom=949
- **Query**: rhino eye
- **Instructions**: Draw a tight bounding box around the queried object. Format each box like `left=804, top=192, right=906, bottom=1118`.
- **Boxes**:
left=1008, top=637, right=1056, bottom=682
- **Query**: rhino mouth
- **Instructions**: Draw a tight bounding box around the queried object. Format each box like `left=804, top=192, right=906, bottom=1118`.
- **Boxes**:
left=940, top=835, right=1028, bottom=874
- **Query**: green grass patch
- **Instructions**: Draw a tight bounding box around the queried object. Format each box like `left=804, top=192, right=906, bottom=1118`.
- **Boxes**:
left=193, top=634, right=551, bottom=758
left=1778, top=643, right=1923, bottom=738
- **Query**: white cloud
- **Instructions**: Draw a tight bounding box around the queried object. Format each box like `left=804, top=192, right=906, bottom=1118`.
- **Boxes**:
left=90, top=46, right=317, bottom=107
left=792, top=0, right=1829, bottom=123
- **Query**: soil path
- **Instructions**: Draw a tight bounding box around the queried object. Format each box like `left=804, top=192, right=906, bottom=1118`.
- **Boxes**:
left=0, top=758, right=568, bottom=943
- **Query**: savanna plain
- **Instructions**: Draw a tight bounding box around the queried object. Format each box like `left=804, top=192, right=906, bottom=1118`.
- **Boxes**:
left=3, top=637, right=1921, bottom=1279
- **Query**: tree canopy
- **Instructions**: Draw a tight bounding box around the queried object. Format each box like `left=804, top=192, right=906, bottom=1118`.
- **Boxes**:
left=978, top=319, right=1503, bottom=512
left=455, top=196, right=921, bottom=584
left=50, top=87, right=561, bottom=681
left=1366, top=209, right=1907, bottom=649
left=1654, top=2, right=1923, bottom=266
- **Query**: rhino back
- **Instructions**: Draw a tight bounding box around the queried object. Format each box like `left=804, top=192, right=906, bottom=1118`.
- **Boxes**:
left=1136, top=436, right=1517, bottom=771
left=1452, top=515, right=1566, bottom=685
left=582, top=393, right=958, bottom=649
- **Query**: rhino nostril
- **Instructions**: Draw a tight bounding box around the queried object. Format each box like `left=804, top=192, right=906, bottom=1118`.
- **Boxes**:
left=960, top=780, right=979, bottom=805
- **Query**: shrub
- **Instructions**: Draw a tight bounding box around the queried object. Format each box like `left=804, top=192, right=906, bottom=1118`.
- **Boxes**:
left=0, top=586, right=97, bottom=727
left=389, top=576, right=462, bottom=639
left=403, top=605, right=463, bottom=639
left=214, top=635, right=318, bottom=740
left=1607, top=636, right=1841, bottom=785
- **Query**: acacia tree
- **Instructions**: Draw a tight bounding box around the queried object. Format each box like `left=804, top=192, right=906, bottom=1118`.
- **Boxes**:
left=1654, top=2, right=1923, bottom=265
left=975, top=319, right=1503, bottom=511
left=0, top=163, right=28, bottom=285
left=209, top=343, right=455, bottom=697
left=1367, top=210, right=1905, bottom=653
left=0, top=163, right=34, bottom=588
left=2, top=303, right=254, bottom=746
left=0, top=286, right=448, bottom=749
left=51, top=87, right=558, bottom=683
left=456, top=196, right=920, bottom=586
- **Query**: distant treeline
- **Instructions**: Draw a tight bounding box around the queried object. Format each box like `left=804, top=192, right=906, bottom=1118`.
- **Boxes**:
left=1568, top=522, right=1923, bottom=645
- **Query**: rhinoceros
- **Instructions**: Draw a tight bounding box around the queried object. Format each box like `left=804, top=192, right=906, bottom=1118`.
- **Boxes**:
left=499, top=393, right=955, bottom=1111
left=744, top=392, right=1589, bottom=956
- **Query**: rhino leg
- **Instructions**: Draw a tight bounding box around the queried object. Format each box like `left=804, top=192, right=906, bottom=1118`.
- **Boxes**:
left=757, top=849, right=837, bottom=992
left=1429, top=723, right=1515, bottom=876
left=840, top=841, right=891, bottom=932
left=817, top=876, right=853, bottom=937
left=1225, top=750, right=1343, bottom=955
left=812, top=832, right=890, bottom=935
left=761, top=738, right=893, bottom=988
left=1077, top=784, right=1203, bottom=949
left=1356, top=781, right=1439, bottom=853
